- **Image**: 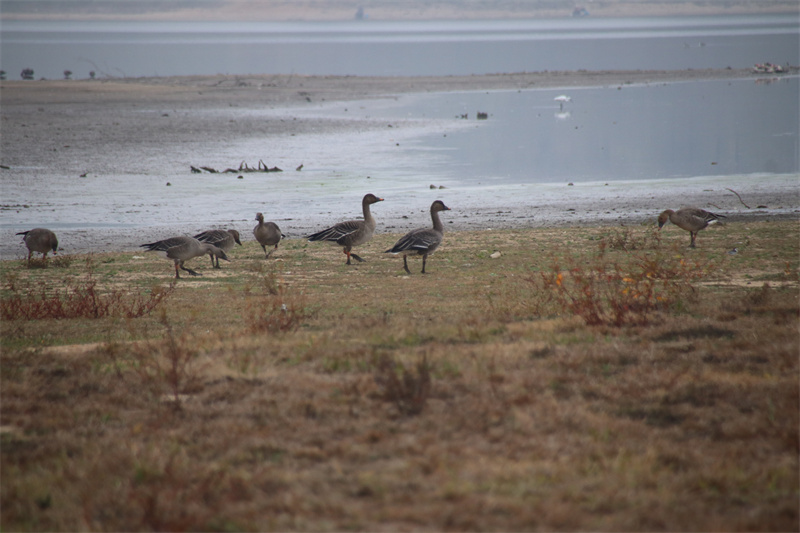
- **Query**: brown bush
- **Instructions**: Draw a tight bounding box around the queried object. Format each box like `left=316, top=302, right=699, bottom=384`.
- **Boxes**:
left=123, top=312, right=205, bottom=406
left=373, top=353, right=431, bottom=416
left=245, top=265, right=312, bottom=333
left=531, top=245, right=712, bottom=326
left=0, top=272, right=175, bottom=320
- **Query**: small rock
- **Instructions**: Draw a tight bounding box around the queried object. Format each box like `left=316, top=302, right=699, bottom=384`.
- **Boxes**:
left=490, top=251, right=502, bottom=259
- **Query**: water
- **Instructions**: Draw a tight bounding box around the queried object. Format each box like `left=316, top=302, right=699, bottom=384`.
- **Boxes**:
left=1, top=15, right=798, bottom=79
left=310, top=77, right=799, bottom=183
left=1, top=15, right=798, bottom=257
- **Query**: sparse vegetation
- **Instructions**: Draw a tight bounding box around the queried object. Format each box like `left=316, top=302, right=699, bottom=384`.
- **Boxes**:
left=532, top=242, right=712, bottom=326
left=1, top=220, right=798, bottom=531
left=1, top=258, right=175, bottom=320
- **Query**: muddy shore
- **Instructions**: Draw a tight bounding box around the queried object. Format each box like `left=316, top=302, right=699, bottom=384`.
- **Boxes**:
left=1, top=69, right=798, bottom=258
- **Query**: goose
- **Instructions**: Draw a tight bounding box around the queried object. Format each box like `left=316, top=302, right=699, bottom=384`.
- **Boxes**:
left=385, top=200, right=450, bottom=274
left=16, top=228, right=58, bottom=264
left=194, top=229, right=242, bottom=268
left=140, top=236, right=228, bottom=278
left=307, top=193, right=384, bottom=265
left=658, top=207, right=725, bottom=248
left=253, top=213, right=285, bottom=259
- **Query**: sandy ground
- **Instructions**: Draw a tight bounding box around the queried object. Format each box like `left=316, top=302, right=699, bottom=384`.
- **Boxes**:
left=1, top=69, right=799, bottom=258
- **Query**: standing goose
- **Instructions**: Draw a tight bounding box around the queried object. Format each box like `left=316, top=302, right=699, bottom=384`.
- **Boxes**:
left=307, top=193, right=384, bottom=265
left=16, top=228, right=58, bottom=264
left=194, top=229, right=242, bottom=268
left=658, top=207, right=725, bottom=248
left=140, top=236, right=228, bottom=278
left=385, top=200, right=450, bottom=274
left=253, top=213, right=285, bottom=259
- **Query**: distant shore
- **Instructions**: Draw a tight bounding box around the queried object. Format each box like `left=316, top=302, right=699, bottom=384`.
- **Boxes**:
left=4, top=67, right=796, bottom=108
left=2, top=0, right=797, bottom=22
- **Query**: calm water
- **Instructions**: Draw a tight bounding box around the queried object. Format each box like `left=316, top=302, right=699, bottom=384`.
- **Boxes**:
left=317, top=77, right=799, bottom=183
left=1, top=15, right=798, bottom=79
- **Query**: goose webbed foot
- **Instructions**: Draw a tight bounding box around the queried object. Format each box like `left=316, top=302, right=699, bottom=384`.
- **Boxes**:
left=181, top=266, right=201, bottom=276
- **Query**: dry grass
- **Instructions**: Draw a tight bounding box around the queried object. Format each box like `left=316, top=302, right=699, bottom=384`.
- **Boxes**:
left=1, top=219, right=798, bottom=531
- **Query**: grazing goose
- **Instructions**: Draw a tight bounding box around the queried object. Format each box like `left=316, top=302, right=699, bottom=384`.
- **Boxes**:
left=658, top=207, right=725, bottom=248
left=194, top=229, right=242, bottom=268
left=385, top=200, right=450, bottom=274
left=16, top=228, right=58, bottom=264
left=140, top=236, right=228, bottom=278
left=307, top=193, right=384, bottom=265
left=253, top=213, right=285, bottom=259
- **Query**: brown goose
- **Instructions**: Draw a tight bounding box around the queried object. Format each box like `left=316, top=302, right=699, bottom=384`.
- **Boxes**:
left=253, top=213, right=285, bottom=259
left=307, top=193, right=384, bottom=265
left=16, top=228, right=58, bottom=264
left=658, top=207, right=725, bottom=248
left=194, top=229, right=242, bottom=268
left=140, top=236, right=228, bottom=278
left=385, top=200, right=450, bottom=274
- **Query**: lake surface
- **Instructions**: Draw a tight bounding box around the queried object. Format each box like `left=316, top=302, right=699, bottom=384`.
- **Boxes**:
left=295, top=77, right=799, bottom=183
left=1, top=15, right=798, bottom=257
left=1, top=15, right=798, bottom=79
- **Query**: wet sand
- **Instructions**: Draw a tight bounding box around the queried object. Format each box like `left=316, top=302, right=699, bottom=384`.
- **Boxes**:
left=1, top=69, right=798, bottom=258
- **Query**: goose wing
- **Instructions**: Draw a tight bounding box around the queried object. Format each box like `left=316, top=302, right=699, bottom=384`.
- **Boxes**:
left=386, top=228, right=441, bottom=254
left=307, top=220, right=362, bottom=243
left=682, top=208, right=726, bottom=226
left=194, top=229, right=229, bottom=246
left=140, top=236, right=191, bottom=253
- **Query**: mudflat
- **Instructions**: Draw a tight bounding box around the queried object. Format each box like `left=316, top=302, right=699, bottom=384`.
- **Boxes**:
left=1, top=68, right=798, bottom=257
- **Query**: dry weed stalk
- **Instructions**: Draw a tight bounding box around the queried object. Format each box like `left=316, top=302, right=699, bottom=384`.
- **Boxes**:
left=127, top=311, right=205, bottom=406
left=245, top=264, right=312, bottom=333
left=1, top=262, right=175, bottom=320
left=373, top=353, right=432, bottom=416
left=532, top=245, right=712, bottom=326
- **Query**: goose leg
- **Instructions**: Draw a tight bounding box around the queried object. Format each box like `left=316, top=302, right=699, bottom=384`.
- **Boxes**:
left=403, top=256, right=411, bottom=274
left=344, top=249, right=352, bottom=265
left=421, top=254, right=428, bottom=274
left=179, top=262, right=201, bottom=276
left=174, top=262, right=181, bottom=279
left=690, top=232, right=697, bottom=248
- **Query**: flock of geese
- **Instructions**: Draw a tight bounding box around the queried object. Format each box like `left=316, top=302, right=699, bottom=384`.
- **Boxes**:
left=15, top=197, right=723, bottom=279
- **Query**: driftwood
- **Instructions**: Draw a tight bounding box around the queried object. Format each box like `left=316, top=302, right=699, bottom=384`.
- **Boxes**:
left=725, top=187, right=750, bottom=209
left=191, top=160, right=283, bottom=174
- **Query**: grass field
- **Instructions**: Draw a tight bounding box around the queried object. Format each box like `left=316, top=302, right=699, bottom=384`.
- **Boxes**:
left=1, top=219, right=798, bottom=531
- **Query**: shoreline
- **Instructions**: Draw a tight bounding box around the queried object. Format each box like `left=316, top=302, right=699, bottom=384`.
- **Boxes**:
left=2, top=1, right=797, bottom=22
left=2, top=69, right=798, bottom=258
left=3, top=68, right=794, bottom=106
